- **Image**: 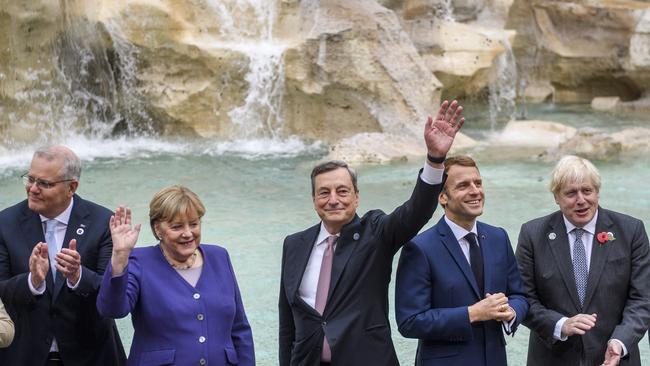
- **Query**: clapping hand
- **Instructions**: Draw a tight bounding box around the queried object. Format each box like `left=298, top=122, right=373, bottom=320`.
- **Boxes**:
left=28, top=243, right=49, bottom=289
left=424, top=100, right=465, bottom=163
left=109, top=206, right=141, bottom=275
left=56, top=239, right=81, bottom=285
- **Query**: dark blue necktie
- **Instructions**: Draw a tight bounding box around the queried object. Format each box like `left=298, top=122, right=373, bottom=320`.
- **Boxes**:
left=465, top=233, right=484, bottom=296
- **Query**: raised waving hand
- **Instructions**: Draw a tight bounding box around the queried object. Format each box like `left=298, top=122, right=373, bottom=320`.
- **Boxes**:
left=109, top=206, right=141, bottom=275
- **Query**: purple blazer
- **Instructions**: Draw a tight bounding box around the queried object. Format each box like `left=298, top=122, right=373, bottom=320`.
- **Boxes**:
left=97, top=244, right=254, bottom=366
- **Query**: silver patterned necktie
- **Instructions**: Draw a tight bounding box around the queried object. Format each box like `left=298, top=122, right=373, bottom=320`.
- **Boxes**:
left=572, top=228, right=588, bottom=305
left=45, top=219, right=58, bottom=277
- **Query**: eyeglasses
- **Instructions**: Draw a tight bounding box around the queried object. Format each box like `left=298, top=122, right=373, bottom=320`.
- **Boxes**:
left=21, top=173, right=75, bottom=190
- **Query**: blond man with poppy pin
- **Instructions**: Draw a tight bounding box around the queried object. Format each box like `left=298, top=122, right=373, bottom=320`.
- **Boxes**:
left=515, top=155, right=650, bottom=366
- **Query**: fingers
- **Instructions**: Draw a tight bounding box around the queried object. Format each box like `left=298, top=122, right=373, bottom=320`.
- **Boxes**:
left=444, top=100, right=458, bottom=122
left=56, top=249, right=80, bottom=278
left=434, top=100, right=450, bottom=122
left=68, top=239, right=77, bottom=252
left=38, top=243, right=49, bottom=259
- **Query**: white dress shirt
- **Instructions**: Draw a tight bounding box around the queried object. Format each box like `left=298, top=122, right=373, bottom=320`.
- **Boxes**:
left=298, top=163, right=444, bottom=309
left=299, top=223, right=339, bottom=309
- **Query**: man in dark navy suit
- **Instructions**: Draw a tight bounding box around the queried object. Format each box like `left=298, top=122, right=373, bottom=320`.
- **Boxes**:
left=0, top=145, right=125, bottom=365
left=396, top=155, right=528, bottom=366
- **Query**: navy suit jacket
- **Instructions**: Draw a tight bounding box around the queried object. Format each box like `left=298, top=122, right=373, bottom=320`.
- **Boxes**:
left=97, top=244, right=254, bottom=366
left=396, top=217, right=528, bottom=366
left=0, top=195, right=125, bottom=365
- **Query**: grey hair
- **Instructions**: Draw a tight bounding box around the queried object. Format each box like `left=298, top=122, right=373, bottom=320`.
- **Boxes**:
left=34, top=146, right=82, bottom=181
left=310, top=160, right=358, bottom=196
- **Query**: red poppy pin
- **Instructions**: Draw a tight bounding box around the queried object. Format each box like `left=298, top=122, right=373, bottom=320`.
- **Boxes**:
left=596, top=231, right=615, bottom=245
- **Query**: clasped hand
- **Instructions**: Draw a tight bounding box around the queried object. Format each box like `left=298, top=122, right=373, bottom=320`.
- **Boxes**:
left=468, top=292, right=515, bottom=323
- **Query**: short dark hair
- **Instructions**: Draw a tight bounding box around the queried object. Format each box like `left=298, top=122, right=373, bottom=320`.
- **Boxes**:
left=440, top=155, right=479, bottom=200
left=310, top=160, right=358, bottom=196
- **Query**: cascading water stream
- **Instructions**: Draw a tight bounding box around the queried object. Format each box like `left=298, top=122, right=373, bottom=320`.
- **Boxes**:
left=208, top=0, right=287, bottom=139
left=488, top=35, right=517, bottom=129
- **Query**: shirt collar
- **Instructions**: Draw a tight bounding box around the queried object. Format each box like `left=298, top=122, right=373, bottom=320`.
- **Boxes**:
left=563, top=209, right=598, bottom=235
left=316, top=222, right=340, bottom=246
left=444, top=215, right=478, bottom=242
left=40, top=197, right=74, bottom=226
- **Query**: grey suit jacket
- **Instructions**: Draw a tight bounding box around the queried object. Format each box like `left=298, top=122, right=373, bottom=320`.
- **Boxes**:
left=516, top=208, right=650, bottom=366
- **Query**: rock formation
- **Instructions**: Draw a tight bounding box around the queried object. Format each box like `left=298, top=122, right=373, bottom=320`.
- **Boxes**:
left=1, top=0, right=649, bottom=162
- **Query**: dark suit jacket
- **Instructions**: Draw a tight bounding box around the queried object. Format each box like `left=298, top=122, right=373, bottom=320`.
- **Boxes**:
left=395, top=217, right=528, bottom=366
left=0, top=195, right=126, bottom=365
left=515, top=208, right=650, bottom=366
left=279, top=173, right=443, bottom=366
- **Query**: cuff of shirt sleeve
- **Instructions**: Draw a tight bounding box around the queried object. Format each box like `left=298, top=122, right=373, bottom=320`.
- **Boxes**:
left=554, top=317, right=569, bottom=341
left=421, top=163, right=444, bottom=185
left=66, top=267, right=83, bottom=290
left=501, top=311, right=517, bottom=334
left=610, top=339, right=628, bottom=357
left=28, top=273, right=46, bottom=295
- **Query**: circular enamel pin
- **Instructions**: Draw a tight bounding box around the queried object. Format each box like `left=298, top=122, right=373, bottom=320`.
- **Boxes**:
left=76, top=228, right=85, bottom=235
left=548, top=232, right=556, bottom=240
left=353, top=233, right=360, bottom=240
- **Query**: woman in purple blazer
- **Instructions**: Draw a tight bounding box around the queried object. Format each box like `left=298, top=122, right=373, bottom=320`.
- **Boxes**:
left=97, top=186, right=254, bottom=366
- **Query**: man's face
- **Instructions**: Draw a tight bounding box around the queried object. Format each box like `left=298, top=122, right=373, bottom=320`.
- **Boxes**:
left=26, top=156, right=77, bottom=218
left=313, top=168, right=359, bottom=233
left=554, top=179, right=599, bottom=228
left=440, top=165, right=484, bottom=226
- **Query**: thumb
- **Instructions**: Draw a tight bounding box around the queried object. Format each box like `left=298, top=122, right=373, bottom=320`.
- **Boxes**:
left=69, top=239, right=77, bottom=251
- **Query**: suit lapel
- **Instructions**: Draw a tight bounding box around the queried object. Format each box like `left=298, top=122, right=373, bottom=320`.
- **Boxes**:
left=53, top=196, right=89, bottom=301
left=19, top=204, right=53, bottom=295
left=286, top=223, right=320, bottom=315
left=547, top=213, right=583, bottom=311
left=438, top=219, right=481, bottom=299
left=328, top=216, right=361, bottom=302
left=477, top=223, right=492, bottom=296
left=583, top=208, right=613, bottom=309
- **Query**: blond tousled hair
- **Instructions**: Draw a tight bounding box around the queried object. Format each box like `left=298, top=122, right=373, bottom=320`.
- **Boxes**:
left=149, top=185, right=206, bottom=240
left=549, top=155, right=601, bottom=195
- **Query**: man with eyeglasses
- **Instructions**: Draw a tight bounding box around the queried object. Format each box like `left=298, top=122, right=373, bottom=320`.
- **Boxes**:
left=0, top=146, right=126, bottom=366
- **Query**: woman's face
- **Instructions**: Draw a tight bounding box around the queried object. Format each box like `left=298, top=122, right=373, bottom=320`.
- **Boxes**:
left=156, top=210, right=201, bottom=263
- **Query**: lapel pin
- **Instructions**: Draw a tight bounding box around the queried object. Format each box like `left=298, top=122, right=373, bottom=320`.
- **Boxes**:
left=548, top=232, right=556, bottom=240
left=353, top=233, right=360, bottom=240
left=76, top=228, right=85, bottom=235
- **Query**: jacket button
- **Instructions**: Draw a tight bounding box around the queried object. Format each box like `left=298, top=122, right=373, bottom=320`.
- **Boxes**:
left=197, top=313, right=204, bottom=321
left=199, top=358, right=207, bottom=365
left=193, top=293, right=201, bottom=299
left=199, top=336, right=206, bottom=343
left=322, top=321, right=327, bottom=326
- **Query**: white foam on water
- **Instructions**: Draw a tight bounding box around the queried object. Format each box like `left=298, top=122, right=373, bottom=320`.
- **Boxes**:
left=203, top=136, right=324, bottom=159
left=0, top=136, right=324, bottom=174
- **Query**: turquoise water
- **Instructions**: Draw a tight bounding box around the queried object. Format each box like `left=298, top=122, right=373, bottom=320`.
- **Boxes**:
left=1, top=152, right=649, bottom=365
left=1, top=104, right=649, bottom=364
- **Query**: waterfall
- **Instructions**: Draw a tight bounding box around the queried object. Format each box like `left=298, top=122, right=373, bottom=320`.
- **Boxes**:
left=488, top=36, right=517, bottom=129
left=208, top=0, right=287, bottom=139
